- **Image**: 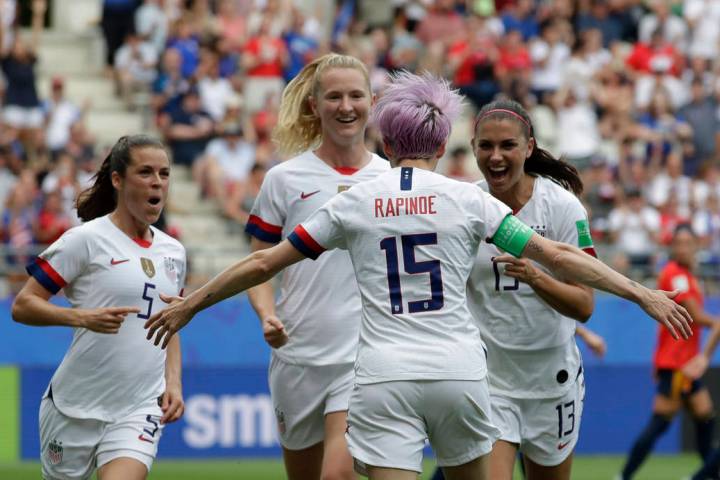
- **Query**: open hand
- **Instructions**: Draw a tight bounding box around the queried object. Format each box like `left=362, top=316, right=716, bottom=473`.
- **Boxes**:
left=493, top=256, right=541, bottom=286
left=641, top=289, right=693, bottom=340
left=144, top=294, right=193, bottom=349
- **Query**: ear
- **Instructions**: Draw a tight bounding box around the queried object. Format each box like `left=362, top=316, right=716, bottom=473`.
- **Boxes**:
left=111, top=171, right=122, bottom=191
left=435, top=141, right=447, bottom=160
left=371, top=92, right=377, bottom=107
left=526, top=137, right=535, bottom=158
left=308, top=95, right=318, bottom=116
left=382, top=139, right=393, bottom=160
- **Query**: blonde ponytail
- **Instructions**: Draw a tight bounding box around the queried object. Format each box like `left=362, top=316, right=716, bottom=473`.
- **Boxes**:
left=272, top=53, right=370, bottom=157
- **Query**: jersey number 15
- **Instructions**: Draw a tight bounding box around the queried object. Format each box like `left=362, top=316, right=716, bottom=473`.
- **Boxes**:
left=380, top=233, right=444, bottom=315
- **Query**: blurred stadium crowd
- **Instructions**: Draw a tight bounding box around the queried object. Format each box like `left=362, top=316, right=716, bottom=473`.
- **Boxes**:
left=1, top=0, right=720, bottom=288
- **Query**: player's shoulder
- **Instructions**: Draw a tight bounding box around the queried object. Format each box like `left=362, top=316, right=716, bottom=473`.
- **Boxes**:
left=367, top=153, right=392, bottom=172
left=534, top=176, right=582, bottom=206
left=150, top=227, right=186, bottom=257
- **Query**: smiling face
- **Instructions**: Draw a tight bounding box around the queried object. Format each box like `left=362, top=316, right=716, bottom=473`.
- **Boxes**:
left=309, top=67, right=373, bottom=149
left=473, top=117, right=534, bottom=195
left=112, top=147, right=170, bottom=227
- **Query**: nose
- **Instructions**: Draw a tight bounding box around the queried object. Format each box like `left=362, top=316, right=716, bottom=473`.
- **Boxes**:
left=339, top=95, right=352, bottom=112
left=490, top=146, right=503, bottom=161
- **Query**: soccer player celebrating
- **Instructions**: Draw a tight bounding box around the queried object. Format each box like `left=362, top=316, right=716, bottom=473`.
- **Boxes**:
left=145, top=72, right=692, bottom=480
left=620, top=224, right=720, bottom=480
left=244, top=53, right=389, bottom=480
left=12, top=135, right=186, bottom=480
left=458, top=99, right=598, bottom=480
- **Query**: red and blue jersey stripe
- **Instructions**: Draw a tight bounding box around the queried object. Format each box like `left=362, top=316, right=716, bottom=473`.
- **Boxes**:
left=26, top=257, right=67, bottom=294
left=245, top=215, right=282, bottom=243
left=288, top=225, right=326, bottom=260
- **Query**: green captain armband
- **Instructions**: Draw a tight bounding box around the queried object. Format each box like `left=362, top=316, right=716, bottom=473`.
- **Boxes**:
left=490, top=214, right=535, bottom=257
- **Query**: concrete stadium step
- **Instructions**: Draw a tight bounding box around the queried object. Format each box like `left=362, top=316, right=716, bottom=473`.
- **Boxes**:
left=36, top=76, right=124, bottom=112
left=85, top=110, right=144, bottom=145
left=189, top=249, right=248, bottom=278
left=36, top=30, right=103, bottom=76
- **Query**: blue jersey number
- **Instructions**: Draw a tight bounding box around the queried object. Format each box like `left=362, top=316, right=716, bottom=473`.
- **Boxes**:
left=380, top=233, right=444, bottom=315
left=138, top=282, right=156, bottom=320
left=493, top=260, right=519, bottom=291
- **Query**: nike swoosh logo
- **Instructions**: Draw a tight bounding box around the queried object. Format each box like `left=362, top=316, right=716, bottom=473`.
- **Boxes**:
left=300, top=190, right=321, bottom=199
left=557, top=441, right=571, bottom=450
left=138, top=434, right=154, bottom=444
left=111, top=258, right=130, bottom=265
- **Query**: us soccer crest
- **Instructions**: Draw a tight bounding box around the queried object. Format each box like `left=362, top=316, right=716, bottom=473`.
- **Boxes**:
left=141, top=258, right=155, bottom=278
left=47, top=439, right=63, bottom=465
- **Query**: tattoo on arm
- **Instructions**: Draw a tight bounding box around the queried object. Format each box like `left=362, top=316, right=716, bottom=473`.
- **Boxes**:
left=526, top=239, right=543, bottom=254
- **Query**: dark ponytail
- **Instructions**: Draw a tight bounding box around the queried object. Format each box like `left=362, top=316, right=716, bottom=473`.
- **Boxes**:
left=76, top=135, right=167, bottom=222
left=474, top=99, right=583, bottom=195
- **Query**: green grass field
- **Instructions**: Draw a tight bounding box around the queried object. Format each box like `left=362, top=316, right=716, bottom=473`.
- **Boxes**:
left=0, top=454, right=705, bottom=479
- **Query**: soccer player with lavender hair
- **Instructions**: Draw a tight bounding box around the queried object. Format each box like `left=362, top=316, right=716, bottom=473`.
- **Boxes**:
left=144, top=72, right=692, bottom=480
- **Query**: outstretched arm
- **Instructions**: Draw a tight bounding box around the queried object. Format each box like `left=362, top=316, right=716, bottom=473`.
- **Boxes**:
left=145, top=240, right=305, bottom=348
left=247, top=237, right=288, bottom=348
left=492, top=217, right=692, bottom=340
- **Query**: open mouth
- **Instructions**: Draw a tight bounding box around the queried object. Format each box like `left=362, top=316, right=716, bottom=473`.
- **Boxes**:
left=337, top=117, right=357, bottom=124
left=487, top=166, right=510, bottom=180
left=148, top=196, right=162, bottom=206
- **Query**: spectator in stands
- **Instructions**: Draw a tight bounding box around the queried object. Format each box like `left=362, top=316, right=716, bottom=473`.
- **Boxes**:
left=446, top=12, right=501, bottom=110
left=648, top=150, right=693, bottom=218
left=445, top=146, right=475, bottom=182
left=114, top=30, right=159, bottom=111
left=242, top=14, right=288, bottom=113
left=575, top=0, right=631, bottom=47
left=0, top=0, right=45, bottom=158
left=135, top=0, right=168, bottom=57
left=100, top=0, right=138, bottom=74
left=216, top=0, right=247, bottom=51
left=684, top=0, right=720, bottom=61
left=500, top=0, right=538, bottom=41
left=608, top=186, right=661, bottom=276
left=282, top=6, right=319, bottom=83
left=678, top=78, right=720, bottom=176
left=638, top=0, right=688, bottom=51
left=0, top=143, right=17, bottom=217
left=152, top=47, right=190, bottom=116
left=227, top=162, right=266, bottom=228
left=159, top=88, right=214, bottom=167
left=495, top=29, right=532, bottom=96
left=34, top=189, right=71, bottom=245
left=166, top=16, right=200, bottom=79
left=42, top=76, right=87, bottom=157
left=197, top=51, right=234, bottom=122
left=553, top=85, right=601, bottom=171
left=41, top=151, right=80, bottom=224
left=530, top=18, right=570, bottom=102
left=185, top=0, right=217, bottom=43
left=693, top=162, right=720, bottom=210
left=582, top=156, right=617, bottom=242
left=692, top=194, right=720, bottom=265
left=194, top=121, right=254, bottom=204
left=1, top=179, right=36, bottom=266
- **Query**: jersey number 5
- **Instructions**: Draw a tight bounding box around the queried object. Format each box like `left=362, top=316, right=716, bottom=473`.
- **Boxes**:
left=138, top=283, right=156, bottom=320
left=380, top=233, right=444, bottom=315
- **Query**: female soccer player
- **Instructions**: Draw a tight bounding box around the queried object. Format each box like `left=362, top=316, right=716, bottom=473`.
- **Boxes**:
left=621, top=224, right=720, bottom=480
left=243, top=53, right=389, bottom=480
left=459, top=98, right=599, bottom=480
left=12, top=135, right=186, bottom=480
left=145, top=72, right=691, bottom=480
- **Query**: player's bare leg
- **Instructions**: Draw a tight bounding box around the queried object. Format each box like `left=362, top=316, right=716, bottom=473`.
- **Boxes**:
left=96, top=457, right=147, bottom=480
left=523, top=452, right=574, bottom=480
left=441, top=453, right=489, bottom=480
left=321, top=411, right=355, bottom=479
left=283, top=442, right=324, bottom=480
left=488, top=439, right=518, bottom=480
left=686, top=388, right=714, bottom=419
left=366, top=465, right=419, bottom=480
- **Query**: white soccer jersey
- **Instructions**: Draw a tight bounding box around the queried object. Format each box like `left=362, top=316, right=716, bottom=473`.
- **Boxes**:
left=27, top=215, right=186, bottom=422
left=289, top=167, right=512, bottom=384
left=245, top=151, right=390, bottom=366
left=467, top=175, right=595, bottom=398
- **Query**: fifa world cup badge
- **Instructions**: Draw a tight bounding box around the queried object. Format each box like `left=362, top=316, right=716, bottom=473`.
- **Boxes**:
left=48, top=439, right=63, bottom=464
left=141, top=258, right=156, bottom=278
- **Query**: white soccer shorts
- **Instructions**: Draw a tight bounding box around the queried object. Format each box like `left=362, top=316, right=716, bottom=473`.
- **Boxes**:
left=346, top=379, right=501, bottom=474
left=268, top=355, right=354, bottom=450
left=39, top=395, right=164, bottom=479
left=491, top=367, right=585, bottom=466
